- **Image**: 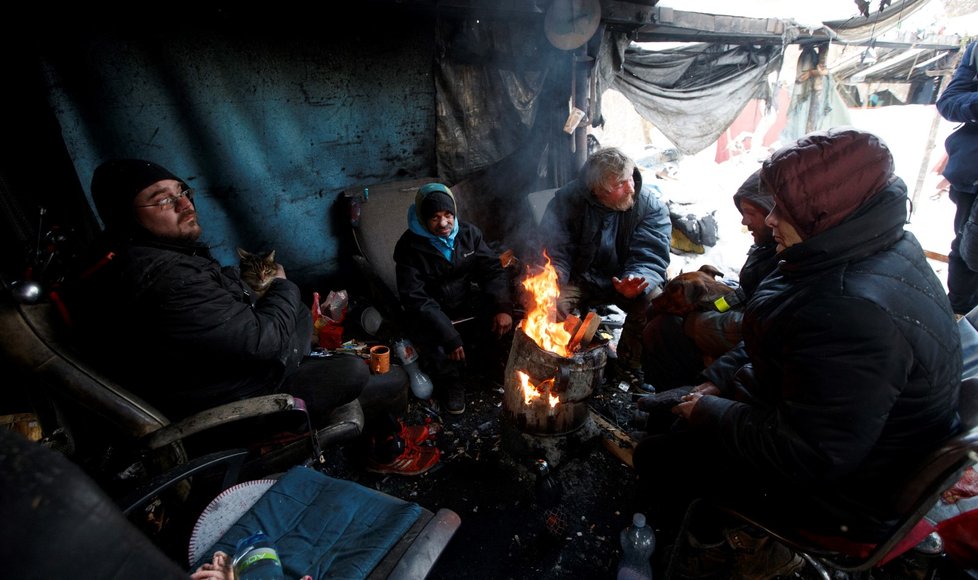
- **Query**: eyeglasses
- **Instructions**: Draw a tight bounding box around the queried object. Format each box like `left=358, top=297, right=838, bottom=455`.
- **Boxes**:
left=134, top=188, right=195, bottom=210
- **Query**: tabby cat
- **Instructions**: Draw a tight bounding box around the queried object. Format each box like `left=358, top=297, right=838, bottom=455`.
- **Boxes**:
left=237, top=248, right=278, bottom=299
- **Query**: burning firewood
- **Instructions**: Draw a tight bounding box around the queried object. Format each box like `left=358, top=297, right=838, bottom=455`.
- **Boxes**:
left=567, top=311, right=601, bottom=352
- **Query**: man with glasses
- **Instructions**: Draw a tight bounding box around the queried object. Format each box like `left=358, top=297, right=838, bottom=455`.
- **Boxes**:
left=68, top=159, right=438, bottom=476
left=539, top=147, right=671, bottom=391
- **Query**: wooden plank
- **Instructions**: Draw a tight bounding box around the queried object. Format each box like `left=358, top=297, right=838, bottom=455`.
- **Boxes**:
left=924, top=250, right=949, bottom=263
left=563, top=314, right=582, bottom=336
left=590, top=409, right=636, bottom=469
left=567, top=314, right=588, bottom=351
left=568, top=311, right=600, bottom=352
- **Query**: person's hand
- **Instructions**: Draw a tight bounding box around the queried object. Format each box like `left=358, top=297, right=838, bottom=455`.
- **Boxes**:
left=635, top=385, right=693, bottom=412
left=190, top=550, right=312, bottom=580
left=672, top=391, right=703, bottom=421
left=190, top=551, right=232, bottom=580
left=492, top=312, right=513, bottom=337
left=274, top=263, right=287, bottom=280
left=449, top=345, right=465, bottom=362
left=612, top=275, right=649, bottom=299
left=691, top=381, right=720, bottom=397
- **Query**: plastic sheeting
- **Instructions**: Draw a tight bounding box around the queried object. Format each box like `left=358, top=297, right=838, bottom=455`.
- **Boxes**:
left=611, top=42, right=785, bottom=155
left=780, top=44, right=853, bottom=144
left=433, top=19, right=554, bottom=184
left=823, top=0, right=931, bottom=44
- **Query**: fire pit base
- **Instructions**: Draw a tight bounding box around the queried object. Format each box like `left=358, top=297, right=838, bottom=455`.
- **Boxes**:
left=500, top=413, right=600, bottom=468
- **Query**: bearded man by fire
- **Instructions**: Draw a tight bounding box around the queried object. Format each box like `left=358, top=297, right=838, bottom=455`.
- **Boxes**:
left=538, top=147, right=672, bottom=392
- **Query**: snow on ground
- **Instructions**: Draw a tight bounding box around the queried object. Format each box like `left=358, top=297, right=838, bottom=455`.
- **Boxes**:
left=594, top=92, right=959, bottom=290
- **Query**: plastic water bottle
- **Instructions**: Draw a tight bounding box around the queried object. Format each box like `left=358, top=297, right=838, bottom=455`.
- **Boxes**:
left=617, top=513, right=655, bottom=580
left=232, top=531, right=286, bottom=580
left=393, top=338, right=434, bottom=399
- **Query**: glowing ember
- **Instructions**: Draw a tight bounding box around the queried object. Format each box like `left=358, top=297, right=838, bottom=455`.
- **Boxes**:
left=516, top=371, right=560, bottom=408
left=520, top=251, right=572, bottom=357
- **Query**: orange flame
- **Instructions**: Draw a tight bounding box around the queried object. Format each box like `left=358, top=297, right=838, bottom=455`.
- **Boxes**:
left=520, top=251, right=571, bottom=357
left=516, top=370, right=560, bottom=408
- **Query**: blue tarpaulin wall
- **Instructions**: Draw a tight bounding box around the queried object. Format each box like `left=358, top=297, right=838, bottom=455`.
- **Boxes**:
left=38, top=13, right=437, bottom=293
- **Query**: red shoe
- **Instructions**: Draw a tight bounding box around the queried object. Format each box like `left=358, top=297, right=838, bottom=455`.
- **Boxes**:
left=366, top=442, right=441, bottom=476
left=399, top=418, right=441, bottom=445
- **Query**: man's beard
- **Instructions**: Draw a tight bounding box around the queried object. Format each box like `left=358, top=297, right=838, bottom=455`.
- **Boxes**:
left=752, top=229, right=775, bottom=245
left=173, top=211, right=203, bottom=242
left=608, top=193, right=635, bottom=212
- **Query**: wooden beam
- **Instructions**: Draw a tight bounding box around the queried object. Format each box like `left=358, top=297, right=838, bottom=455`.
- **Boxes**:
left=590, top=409, right=636, bottom=468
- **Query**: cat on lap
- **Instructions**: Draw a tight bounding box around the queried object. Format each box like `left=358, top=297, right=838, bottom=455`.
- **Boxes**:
left=237, top=248, right=281, bottom=300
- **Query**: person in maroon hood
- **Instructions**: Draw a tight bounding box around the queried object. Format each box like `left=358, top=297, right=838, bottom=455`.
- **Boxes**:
left=632, top=127, right=962, bottom=578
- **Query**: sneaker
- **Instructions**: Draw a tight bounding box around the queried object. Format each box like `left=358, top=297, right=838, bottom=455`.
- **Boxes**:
left=399, top=419, right=440, bottom=445
left=445, top=384, right=466, bottom=415
left=365, top=442, right=441, bottom=476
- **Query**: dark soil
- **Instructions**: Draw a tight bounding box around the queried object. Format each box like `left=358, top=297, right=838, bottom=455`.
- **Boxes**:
left=318, top=369, right=973, bottom=580
left=325, top=372, right=649, bottom=580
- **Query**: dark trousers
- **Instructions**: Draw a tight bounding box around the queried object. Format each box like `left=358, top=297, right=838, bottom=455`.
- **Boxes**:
left=557, top=281, right=652, bottom=371
left=410, top=297, right=510, bottom=391
left=280, top=352, right=368, bottom=425
left=641, top=314, right=705, bottom=390
left=633, top=424, right=892, bottom=542
left=949, top=186, right=978, bottom=315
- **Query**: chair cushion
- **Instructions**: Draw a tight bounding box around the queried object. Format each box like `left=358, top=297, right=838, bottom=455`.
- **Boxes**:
left=192, top=466, right=422, bottom=579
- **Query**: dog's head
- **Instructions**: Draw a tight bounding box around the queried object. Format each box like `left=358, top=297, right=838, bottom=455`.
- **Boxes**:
left=651, top=265, right=734, bottom=317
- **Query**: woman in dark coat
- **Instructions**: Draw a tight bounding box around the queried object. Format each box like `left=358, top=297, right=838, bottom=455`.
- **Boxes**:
left=633, top=128, right=962, bottom=568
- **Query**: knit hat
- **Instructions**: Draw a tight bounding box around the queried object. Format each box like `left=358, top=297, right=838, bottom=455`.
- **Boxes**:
left=415, top=183, right=457, bottom=223
left=91, top=159, right=186, bottom=234
left=761, top=127, right=894, bottom=238
left=732, top=169, right=774, bottom=215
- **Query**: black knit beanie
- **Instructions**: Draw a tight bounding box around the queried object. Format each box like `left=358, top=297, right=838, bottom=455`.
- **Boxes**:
left=417, top=186, right=456, bottom=221
left=90, top=159, right=186, bottom=234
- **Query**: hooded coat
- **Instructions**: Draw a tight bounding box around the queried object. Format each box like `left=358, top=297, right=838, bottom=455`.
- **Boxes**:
left=540, top=167, right=672, bottom=295
left=393, top=185, right=513, bottom=351
left=697, top=128, right=962, bottom=533
left=682, top=170, right=779, bottom=357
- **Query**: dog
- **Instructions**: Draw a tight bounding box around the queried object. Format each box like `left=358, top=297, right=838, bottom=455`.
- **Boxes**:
left=650, top=264, right=734, bottom=317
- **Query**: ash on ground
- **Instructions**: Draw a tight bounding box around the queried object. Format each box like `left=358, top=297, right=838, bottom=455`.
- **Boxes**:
left=323, top=369, right=648, bottom=580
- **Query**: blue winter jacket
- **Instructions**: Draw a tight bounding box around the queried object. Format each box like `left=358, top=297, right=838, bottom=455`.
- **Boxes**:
left=937, top=41, right=978, bottom=192
left=540, top=167, right=672, bottom=295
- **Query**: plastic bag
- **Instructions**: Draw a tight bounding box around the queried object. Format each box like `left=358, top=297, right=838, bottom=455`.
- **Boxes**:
left=312, top=290, right=348, bottom=348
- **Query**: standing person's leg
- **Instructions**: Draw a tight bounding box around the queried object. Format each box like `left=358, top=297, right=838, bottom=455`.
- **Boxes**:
left=948, top=187, right=978, bottom=315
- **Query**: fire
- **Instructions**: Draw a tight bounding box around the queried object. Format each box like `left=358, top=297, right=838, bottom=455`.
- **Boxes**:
left=520, top=251, right=572, bottom=357
left=516, top=371, right=560, bottom=408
